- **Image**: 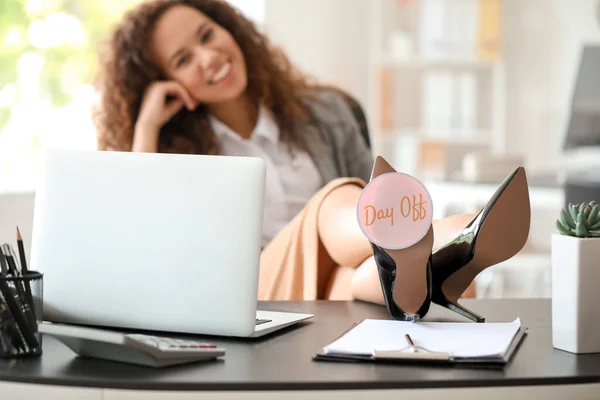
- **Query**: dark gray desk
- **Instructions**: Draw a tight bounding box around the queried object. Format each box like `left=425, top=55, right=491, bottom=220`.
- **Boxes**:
left=2, top=299, right=600, bottom=400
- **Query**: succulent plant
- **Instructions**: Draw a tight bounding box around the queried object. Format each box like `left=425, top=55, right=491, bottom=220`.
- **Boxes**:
left=556, top=201, right=600, bottom=238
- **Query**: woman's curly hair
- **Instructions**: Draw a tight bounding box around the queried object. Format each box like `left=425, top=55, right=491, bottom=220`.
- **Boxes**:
left=94, top=0, right=318, bottom=154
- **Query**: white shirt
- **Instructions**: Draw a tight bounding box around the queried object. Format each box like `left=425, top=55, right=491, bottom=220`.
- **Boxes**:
left=209, top=106, right=322, bottom=247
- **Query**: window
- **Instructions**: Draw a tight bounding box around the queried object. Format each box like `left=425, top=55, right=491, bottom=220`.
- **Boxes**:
left=228, top=0, right=265, bottom=25
left=0, top=0, right=265, bottom=194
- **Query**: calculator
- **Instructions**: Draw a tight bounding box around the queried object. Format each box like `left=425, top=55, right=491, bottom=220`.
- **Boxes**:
left=38, top=322, right=226, bottom=368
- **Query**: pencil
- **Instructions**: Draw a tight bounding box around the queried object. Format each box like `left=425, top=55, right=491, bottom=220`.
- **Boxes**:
left=16, top=227, right=28, bottom=273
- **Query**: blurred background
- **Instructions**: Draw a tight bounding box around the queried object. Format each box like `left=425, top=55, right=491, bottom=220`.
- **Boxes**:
left=2, top=0, right=600, bottom=299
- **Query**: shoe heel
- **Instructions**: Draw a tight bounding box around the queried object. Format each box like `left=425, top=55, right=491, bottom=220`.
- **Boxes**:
left=373, top=241, right=432, bottom=321
left=445, top=300, right=485, bottom=323
left=432, top=284, right=484, bottom=322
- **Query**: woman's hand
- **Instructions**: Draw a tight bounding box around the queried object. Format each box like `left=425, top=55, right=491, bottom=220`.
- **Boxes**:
left=133, top=81, right=197, bottom=152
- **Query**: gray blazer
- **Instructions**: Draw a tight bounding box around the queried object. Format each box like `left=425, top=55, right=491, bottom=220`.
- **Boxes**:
left=301, top=89, right=374, bottom=186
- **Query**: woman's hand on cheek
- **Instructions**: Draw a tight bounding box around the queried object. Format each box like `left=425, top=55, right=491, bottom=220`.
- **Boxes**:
left=137, top=81, right=197, bottom=131
left=133, top=81, right=198, bottom=152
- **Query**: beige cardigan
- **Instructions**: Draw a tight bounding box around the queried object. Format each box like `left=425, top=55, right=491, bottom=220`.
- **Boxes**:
left=258, top=177, right=368, bottom=301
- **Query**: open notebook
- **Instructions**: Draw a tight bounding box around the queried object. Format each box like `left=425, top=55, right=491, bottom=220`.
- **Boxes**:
left=315, top=318, right=527, bottom=365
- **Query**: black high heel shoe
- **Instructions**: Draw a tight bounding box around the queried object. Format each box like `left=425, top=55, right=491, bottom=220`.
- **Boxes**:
left=368, top=156, right=433, bottom=322
left=431, top=167, right=531, bottom=322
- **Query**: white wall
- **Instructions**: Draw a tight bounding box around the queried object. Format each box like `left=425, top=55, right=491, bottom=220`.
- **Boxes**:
left=503, top=0, right=600, bottom=172
left=264, top=0, right=600, bottom=173
left=0, top=192, right=35, bottom=262
left=263, top=0, right=371, bottom=108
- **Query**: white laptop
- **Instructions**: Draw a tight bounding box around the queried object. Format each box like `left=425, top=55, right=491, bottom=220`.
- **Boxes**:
left=31, top=149, right=312, bottom=338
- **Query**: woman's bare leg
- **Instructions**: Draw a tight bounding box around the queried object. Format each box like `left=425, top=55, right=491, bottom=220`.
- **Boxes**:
left=317, top=183, right=372, bottom=268
left=351, top=256, right=384, bottom=304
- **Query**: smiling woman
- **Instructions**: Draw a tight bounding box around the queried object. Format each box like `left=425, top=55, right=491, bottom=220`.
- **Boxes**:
left=94, top=0, right=332, bottom=157
left=93, top=0, right=374, bottom=243
left=92, top=0, right=382, bottom=302
left=135, top=3, right=254, bottom=149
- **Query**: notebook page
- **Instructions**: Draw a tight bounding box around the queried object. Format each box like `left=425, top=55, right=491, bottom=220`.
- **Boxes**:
left=323, top=318, right=521, bottom=358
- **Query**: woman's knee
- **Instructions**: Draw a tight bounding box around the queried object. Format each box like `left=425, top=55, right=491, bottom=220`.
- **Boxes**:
left=317, top=184, right=371, bottom=267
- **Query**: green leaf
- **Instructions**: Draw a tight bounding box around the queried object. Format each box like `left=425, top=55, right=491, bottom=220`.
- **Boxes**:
left=583, top=205, right=591, bottom=218
left=556, top=220, right=573, bottom=236
left=570, top=204, right=579, bottom=222
left=589, top=220, right=600, bottom=230
left=578, top=212, right=588, bottom=228
left=561, top=209, right=576, bottom=229
left=556, top=217, right=572, bottom=232
left=588, top=204, right=600, bottom=225
left=576, top=213, right=589, bottom=237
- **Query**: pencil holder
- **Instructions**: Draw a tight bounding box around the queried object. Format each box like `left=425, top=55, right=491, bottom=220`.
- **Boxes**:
left=0, top=271, right=43, bottom=358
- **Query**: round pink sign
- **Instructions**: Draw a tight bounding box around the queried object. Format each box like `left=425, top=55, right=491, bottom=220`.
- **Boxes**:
left=356, top=172, right=433, bottom=250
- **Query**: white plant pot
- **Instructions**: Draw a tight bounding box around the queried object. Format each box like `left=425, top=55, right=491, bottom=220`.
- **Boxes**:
left=551, top=234, right=600, bottom=353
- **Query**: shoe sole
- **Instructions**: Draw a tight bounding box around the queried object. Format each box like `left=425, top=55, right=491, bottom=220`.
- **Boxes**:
left=387, top=225, right=433, bottom=314
left=441, top=167, right=531, bottom=303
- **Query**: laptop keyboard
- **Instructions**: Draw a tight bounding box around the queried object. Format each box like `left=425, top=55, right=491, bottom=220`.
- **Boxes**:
left=255, top=318, right=272, bottom=326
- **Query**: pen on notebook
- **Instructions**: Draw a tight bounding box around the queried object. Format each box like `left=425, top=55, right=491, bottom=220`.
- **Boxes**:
left=405, top=334, right=417, bottom=352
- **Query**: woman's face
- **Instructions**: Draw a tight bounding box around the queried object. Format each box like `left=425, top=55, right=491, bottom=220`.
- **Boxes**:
left=150, top=5, right=248, bottom=106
